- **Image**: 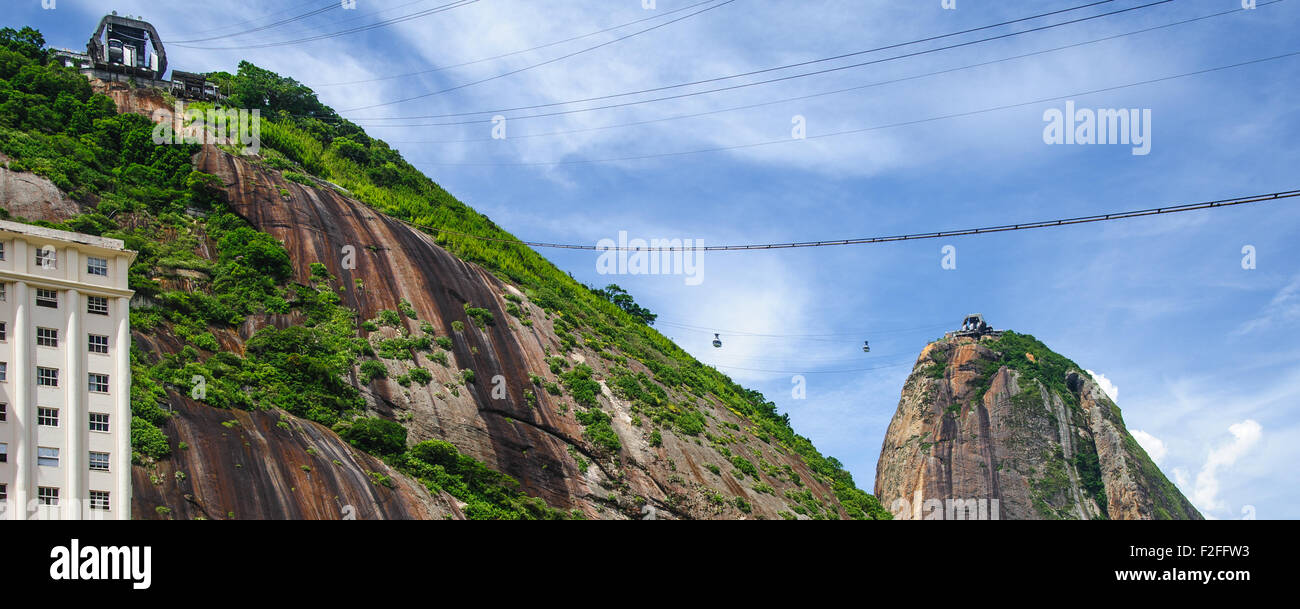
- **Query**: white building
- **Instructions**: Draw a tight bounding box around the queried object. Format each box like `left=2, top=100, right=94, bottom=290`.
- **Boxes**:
left=0, top=219, right=135, bottom=520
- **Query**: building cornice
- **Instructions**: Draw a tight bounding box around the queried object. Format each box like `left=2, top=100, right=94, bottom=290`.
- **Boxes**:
left=0, top=270, right=135, bottom=299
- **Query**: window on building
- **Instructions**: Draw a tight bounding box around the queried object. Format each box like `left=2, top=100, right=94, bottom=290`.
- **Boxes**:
left=0, top=443, right=7, bottom=463
left=89, top=490, right=109, bottom=511
left=38, top=487, right=59, bottom=506
left=0, top=282, right=6, bottom=302
left=36, top=288, right=58, bottom=308
left=38, top=407, right=58, bottom=427
left=0, top=483, right=7, bottom=503
left=37, top=327, right=58, bottom=348
left=38, top=447, right=59, bottom=467
left=89, top=413, right=109, bottom=432
left=89, top=373, right=109, bottom=394
left=35, top=247, right=57, bottom=269
left=0, top=241, right=5, bottom=261
left=0, top=362, right=7, bottom=382
left=37, top=367, right=58, bottom=387
left=87, top=296, right=109, bottom=316
left=0, top=403, right=6, bottom=422
left=88, top=334, right=110, bottom=354
left=87, top=256, right=109, bottom=277
left=89, top=452, right=110, bottom=471
left=0, top=321, right=6, bottom=341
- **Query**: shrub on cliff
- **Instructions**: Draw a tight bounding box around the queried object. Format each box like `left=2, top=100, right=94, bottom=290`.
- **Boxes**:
left=341, top=417, right=407, bottom=456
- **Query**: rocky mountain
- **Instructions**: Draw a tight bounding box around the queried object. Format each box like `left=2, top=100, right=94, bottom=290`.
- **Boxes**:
left=874, top=331, right=1201, bottom=520
left=0, top=30, right=888, bottom=520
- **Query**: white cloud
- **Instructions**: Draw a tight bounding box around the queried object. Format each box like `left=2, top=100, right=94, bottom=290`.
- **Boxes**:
left=1190, top=419, right=1262, bottom=513
left=1173, top=467, right=1190, bottom=490
left=1085, top=369, right=1118, bottom=402
left=1130, top=429, right=1166, bottom=464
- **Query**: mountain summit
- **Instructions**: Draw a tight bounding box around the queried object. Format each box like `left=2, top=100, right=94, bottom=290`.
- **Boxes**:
left=874, top=329, right=1200, bottom=520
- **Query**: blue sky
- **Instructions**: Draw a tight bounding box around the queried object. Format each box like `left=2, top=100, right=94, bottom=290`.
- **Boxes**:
left=9, top=0, right=1299, bottom=519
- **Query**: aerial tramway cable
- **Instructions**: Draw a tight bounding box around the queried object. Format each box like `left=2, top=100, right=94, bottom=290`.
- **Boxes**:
left=398, top=190, right=1299, bottom=252
left=311, top=0, right=732, bottom=88
left=171, top=0, right=484, bottom=49
left=370, top=0, right=1283, bottom=139
left=341, top=0, right=1151, bottom=119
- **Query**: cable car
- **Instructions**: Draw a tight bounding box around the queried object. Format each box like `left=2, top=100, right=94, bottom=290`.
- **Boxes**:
left=712, top=333, right=722, bottom=348
left=862, top=340, right=870, bottom=353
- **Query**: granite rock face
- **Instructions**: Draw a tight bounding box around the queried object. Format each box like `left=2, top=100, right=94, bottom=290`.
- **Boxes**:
left=874, top=335, right=1201, bottom=520
left=0, top=153, right=84, bottom=221
left=186, top=145, right=841, bottom=519
left=80, top=84, right=856, bottom=519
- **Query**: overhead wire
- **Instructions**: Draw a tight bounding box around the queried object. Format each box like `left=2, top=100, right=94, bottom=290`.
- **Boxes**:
left=403, top=50, right=1300, bottom=167
left=394, top=189, right=1300, bottom=251
left=343, top=0, right=1149, bottom=120
left=310, top=0, right=729, bottom=88
left=370, top=0, right=1283, bottom=140
left=655, top=320, right=952, bottom=339
left=168, top=1, right=343, bottom=44
left=703, top=359, right=919, bottom=375
left=171, top=0, right=484, bottom=49
left=336, top=0, right=739, bottom=112
left=171, top=0, right=325, bottom=39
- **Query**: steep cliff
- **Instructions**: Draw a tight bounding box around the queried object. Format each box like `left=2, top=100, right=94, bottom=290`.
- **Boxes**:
left=874, top=332, right=1200, bottom=520
left=172, top=144, right=857, bottom=519
left=0, top=41, right=887, bottom=520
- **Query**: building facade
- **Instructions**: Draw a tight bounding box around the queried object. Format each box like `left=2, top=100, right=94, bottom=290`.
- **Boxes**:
left=0, top=220, right=135, bottom=520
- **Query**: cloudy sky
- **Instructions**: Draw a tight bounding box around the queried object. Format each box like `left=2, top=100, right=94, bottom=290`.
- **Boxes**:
left=10, top=0, right=1299, bottom=519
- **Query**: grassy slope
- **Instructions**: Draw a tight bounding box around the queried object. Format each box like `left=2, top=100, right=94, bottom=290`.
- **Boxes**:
left=0, top=29, right=888, bottom=519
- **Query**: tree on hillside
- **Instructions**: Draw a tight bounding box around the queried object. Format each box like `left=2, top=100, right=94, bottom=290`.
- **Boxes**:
left=590, top=284, right=657, bottom=326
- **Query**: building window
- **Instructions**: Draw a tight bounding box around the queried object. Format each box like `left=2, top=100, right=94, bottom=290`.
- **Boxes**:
left=38, top=447, right=59, bottom=467
left=89, top=452, right=110, bottom=471
left=38, top=407, right=58, bottom=427
left=0, top=403, right=6, bottom=422
left=37, top=327, right=58, bottom=348
left=0, top=241, right=5, bottom=261
left=87, top=256, right=109, bottom=277
left=87, top=296, right=109, bottom=316
left=36, top=288, right=58, bottom=308
left=89, top=412, right=110, bottom=432
left=0, top=282, right=6, bottom=302
left=0, top=362, right=6, bottom=382
left=35, top=247, right=57, bottom=269
left=89, top=334, right=110, bottom=354
left=89, top=373, right=109, bottom=394
left=89, top=490, right=109, bottom=511
left=38, top=487, right=59, bottom=506
left=0, top=443, right=7, bottom=463
left=0, top=483, right=6, bottom=503
left=0, top=321, right=5, bottom=341
left=37, top=367, right=58, bottom=387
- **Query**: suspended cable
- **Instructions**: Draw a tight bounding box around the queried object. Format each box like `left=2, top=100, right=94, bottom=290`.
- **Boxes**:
left=704, top=349, right=922, bottom=364
left=404, top=50, right=1300, bottom=167
left=399, top=189, right=1300, bottom=251
left=169, top=1, right=342, bottom=44
left=371, top=0, right=1281, bottom=139
left=336, top=0, right=738, bottom=112
left=704, top=360, right=918, bottom=375
left=656, top=320, right=951, bottom=339
left=171, top=0, right=484, bottom=49
left=171, top=0, right=324, bottom=39
left=344, top=0, right=1143, bottom=120
left=311, top=0, right=727, bottom=88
